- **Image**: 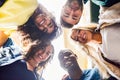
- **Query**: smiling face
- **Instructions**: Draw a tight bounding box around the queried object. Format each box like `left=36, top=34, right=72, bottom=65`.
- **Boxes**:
left=33, top=44, right=53, bottom=65
left=71, top=29, right=92, bottom=44
left=61, top=0, right=82, bottom=25
left=35, top=14, right=55, bottom=34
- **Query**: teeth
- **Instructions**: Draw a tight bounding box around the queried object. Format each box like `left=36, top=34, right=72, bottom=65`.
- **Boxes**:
left=39, top=20, right=45, bottom=25
left=38, top=55, right=42, bottom=59
left=83, top=34, right=86, bottom=39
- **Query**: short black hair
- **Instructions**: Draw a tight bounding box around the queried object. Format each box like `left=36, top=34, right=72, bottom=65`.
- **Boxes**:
left=60, top=0, right=83, bottom=28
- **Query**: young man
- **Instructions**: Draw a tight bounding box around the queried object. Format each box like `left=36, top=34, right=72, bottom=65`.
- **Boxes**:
left=60, top=0, right=83, bottom=28
left=58, top=49, right=101, bottom=80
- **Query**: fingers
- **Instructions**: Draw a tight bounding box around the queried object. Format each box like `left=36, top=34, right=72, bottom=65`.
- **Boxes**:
left=58, top=49, right=77, bottom=70
left=62, top=74, right=69, bottom=80
left=58, top=50, right=72, bottom=61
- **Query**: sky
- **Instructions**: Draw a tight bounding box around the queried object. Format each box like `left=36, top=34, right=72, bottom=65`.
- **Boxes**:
left=38, top=0, right=67, bottom=80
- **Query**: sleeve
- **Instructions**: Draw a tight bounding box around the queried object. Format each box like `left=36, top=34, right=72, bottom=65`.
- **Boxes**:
left=80, top=68, right=102, bottom=80
left=91, top=0, right=120, bottom=7
left=0, top=44, right=22, bottom=66
left=0, top=0, right=38, bottom=28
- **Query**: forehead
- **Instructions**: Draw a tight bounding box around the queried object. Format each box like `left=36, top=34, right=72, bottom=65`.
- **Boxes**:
left=66, top=0, right=77, bottom=5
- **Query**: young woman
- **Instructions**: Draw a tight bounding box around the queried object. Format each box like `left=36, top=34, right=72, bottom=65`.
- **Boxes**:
left=0, top=41, right=54, bottom=80
left=70, top=23, right=120, bottom=80
left=0, top=1, right=61, bottom=43
left=71, top=24, right=102, bottom=44
left=15, top=3, right=61, bottom=42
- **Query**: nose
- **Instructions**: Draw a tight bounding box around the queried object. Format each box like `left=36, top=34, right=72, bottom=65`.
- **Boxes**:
left=77, top=34, right=81, bottom=38
left=69, top=11, right=74, bottom=18
left=43, top=24, right=48, bottom=28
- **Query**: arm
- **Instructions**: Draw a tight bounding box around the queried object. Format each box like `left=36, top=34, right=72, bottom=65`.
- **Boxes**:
left=58, top=49, right=83, bottom=80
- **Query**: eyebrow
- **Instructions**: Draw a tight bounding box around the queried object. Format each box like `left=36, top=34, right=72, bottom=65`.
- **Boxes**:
left=63, top=11, right=70, bottom=17
left=48, top=21, right=53, bottom=27
left=72, top=16, right=78, bottom=20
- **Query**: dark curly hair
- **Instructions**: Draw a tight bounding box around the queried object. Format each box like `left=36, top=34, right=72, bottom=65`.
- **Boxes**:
left=24, top=41, right=54, bottom=68
left=17, top=3, right=62, bottom=42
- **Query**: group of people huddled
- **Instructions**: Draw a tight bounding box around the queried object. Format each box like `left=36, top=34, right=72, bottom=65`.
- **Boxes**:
left=0, top=0, right=120, bottom=80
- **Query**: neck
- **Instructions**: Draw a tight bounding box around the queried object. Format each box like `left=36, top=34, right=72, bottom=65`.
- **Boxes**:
left=92, top=33, right=102, bottom=44
left=26, top=59, right=38, bottom=71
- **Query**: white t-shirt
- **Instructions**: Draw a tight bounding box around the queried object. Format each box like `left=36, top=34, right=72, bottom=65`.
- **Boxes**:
left=101, top=23, right=120, bottom=63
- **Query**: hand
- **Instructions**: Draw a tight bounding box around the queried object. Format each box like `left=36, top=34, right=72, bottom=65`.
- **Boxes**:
left=62, top=74, right=69, bottom=80
left=58, top=49, right=83, bottom=80
left=58, top=49, right=77, bottom=70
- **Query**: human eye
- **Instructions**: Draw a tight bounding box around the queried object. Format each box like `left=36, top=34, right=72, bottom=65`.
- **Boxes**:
left=63, top=12, right=69, bottom=17
left=72, top=16, right=78, bottom=20
left=72, top=35, right=78, bottom=41
left=40, top=46, right=46, bottom=51
left=74, top=36, right=78, bottom=41
left=74, top=30, right=80, bottom=41
left=48, top=21, right=54, bottom=28
left=76, top=29, right=80, bottom=34
left=46, top=51, right=50, bottom=55
left=43, top=28, right=48, bottom=33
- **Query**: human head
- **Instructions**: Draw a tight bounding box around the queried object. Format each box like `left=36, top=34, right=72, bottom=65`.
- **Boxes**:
left=29, top=4, right=61, bottom=34
left=61, top=0, right=83, bottom=28
left=24, top=41, right=54, bottom=68
left=70, top=24, right=98, bottom=44
left=18, top=4, right=61, bottom=41
left=71, top=28, right=93, bottom=44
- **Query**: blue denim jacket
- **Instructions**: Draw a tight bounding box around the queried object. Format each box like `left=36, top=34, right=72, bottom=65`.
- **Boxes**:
left=84, top=0, right=120, bottom=7
left=67, top=68, right=101, bottom=80
left=0, top=38, right=22, bottom=66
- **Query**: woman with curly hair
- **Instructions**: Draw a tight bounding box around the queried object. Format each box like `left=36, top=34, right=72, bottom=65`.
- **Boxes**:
left=0, top=41, right=54, bottom=80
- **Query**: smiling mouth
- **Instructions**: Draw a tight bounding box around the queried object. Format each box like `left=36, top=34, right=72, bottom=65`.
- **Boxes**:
left=38, top=55, right=43, bottom=59
left=83, top=33, right=86, bottom=39
left=39, top=19, right=45, bottom=26
left=80, top=33, right=87, bottom=43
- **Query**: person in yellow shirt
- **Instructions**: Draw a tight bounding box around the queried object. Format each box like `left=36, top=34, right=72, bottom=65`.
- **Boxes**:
left=0, top=0, right=61, bottom=47
left=0, top=0, right=38, bottom=27
left=0, top=0, right=38, bottom=47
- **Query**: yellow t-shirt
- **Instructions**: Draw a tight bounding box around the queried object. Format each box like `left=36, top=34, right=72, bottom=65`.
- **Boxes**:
left=0, top=0, right=38, bottom=46
left=0, top=0, right=38, bottom=28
